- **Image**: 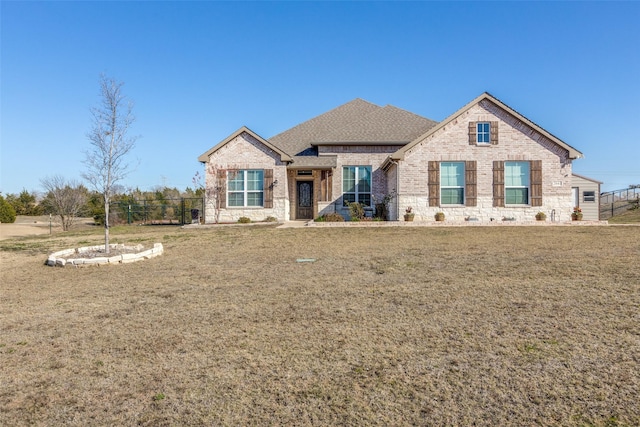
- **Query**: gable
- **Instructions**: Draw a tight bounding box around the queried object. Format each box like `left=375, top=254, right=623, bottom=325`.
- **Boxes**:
left=391, top=93, right=583, bottom=161
left=198, top=126, right=291, bottom=164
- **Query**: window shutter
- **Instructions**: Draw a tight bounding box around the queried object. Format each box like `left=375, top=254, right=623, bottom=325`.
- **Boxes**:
left=468, top=122, right=477, bottom=145
left=428, top=161, right=440, bottom=207
left=465, top=160, right=477, bottom=207
left=264, top=169, right=274, bottom=208
left=530, top=160, right=542, bottom=207
left=493, top=161, right=505, bottom=207
left=217, top=169, right=226, bottom=209
left=490, top=121, right=499, bottom=145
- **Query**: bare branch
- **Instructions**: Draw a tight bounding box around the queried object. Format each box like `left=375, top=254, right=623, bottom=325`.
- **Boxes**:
left=82, top=75, right=139, bottom=252
left=40, top=175, right=87, bottom=231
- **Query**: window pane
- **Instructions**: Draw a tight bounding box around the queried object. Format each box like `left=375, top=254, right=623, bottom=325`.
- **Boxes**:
left=246, top=192, right=263, bottom=207
left=343, top=193, right=356, bottom=205
left=442, top=188, right=464, bottom=204
left=358, top=166, right=371, bottom=193
left=359, top=194, right=371, bottom=207
left=228, top=192, right=244, bottom=207
left=246, top=170, right=264, bottom=191
left=506, top=188, right=528, bottom=204
left=343, top=167, right=355, bottom=193
left=505, top=162, right=529, bottom=186
left=228, top=171, right=244, bottom=191
left=441, top=162, right=464, bottom=186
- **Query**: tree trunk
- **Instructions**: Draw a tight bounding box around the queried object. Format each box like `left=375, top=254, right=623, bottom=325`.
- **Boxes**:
left=104, top=196, right=110, bottom=253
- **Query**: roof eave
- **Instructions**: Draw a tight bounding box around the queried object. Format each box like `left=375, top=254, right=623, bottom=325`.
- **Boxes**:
left=312, top=141, right=409, bottom=147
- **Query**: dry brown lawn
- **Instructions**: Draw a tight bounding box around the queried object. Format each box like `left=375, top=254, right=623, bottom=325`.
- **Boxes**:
left=1, top=224, right=639, bottom=426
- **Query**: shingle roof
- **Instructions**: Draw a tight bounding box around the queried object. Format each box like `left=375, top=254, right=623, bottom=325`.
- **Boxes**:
left=288, top=155, right=337, bottom=169
left=269, top=99, right=437, bottom=156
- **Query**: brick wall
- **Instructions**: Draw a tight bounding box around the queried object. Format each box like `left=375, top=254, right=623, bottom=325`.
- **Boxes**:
left=319, top=145, right=399, bottom=219
left=398, top=102, right=574, bottom=222
left=202, top=132, right=289, bottom=223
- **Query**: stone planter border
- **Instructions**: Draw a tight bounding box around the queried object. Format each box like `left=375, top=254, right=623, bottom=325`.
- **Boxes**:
left=46, top=243, right=163, bottom=267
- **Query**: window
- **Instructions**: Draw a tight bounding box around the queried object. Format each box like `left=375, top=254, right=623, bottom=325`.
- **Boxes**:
left=440, top=162, right=465, bottom=204
left=583, top=191, right=596, bottom=202
left=343, top=166, right=371, bottom=206
left=477, top=122, right=490, bottom=144
left=505, top=162, right=530, bottom=204
left=227, top=170, right=264, bottom=207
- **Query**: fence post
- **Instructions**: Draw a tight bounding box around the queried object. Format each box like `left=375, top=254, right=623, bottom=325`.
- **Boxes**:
left=181, top=199, right=186, bottom=225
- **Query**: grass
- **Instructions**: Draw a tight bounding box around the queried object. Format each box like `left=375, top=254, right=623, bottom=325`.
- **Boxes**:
left=607, top=207, right=640, bottom=224
left=1, top=224, right=639, bottom=426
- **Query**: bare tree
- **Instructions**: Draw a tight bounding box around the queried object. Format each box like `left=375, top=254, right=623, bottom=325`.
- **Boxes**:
left=83, top=75, right=138, bottom=253
left=40, top=175, right=87, bottom=231
left=196, top=165, right=237, bottom=224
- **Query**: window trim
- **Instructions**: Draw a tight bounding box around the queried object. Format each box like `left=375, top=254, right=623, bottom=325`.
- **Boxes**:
left=227, top=169, right=265, bottom=208
left=342, top=165, right=372, bottom=207
left=440, top=161, right=465, bottom=205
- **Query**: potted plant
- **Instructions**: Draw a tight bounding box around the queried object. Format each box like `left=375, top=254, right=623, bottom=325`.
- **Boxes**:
left=571, top=206, right=583, bottom=221
left=435, top=212, right=445, bottom=222
left=535, top=211, right=547, bottom=221
left=404, top=206, right=415, bottom=222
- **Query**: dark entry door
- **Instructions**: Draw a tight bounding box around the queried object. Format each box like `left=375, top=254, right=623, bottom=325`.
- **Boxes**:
left=296, top=181, right=313, bottom=219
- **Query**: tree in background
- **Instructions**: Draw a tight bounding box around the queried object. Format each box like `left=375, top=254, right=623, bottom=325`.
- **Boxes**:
left=40, top=176, right=87, bottom=231
left=5, top=189, right=44, bottom=216
left=0, top=194, right=17, bottom=223
left=82, top=75, right=138, bottom=253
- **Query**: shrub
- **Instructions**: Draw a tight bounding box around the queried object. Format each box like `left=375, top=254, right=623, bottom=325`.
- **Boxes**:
left=238, top=217, right=251, bottom=224
left=0, top=195, right=17, bottom=223
left=347, top=202, right=365, bottom=221
left=265, top=216, right=277, bottom=222
left=321, top=213, right=345, bottom=222
left=535, top=211, right=547, bottom=221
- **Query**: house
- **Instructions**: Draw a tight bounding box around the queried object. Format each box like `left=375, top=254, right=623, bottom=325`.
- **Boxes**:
left=571, top=173, right=602, bottom=221
left=198, top=92, right=584, bottom=223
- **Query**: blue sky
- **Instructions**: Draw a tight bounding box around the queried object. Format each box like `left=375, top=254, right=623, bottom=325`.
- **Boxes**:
left=2, top=1, right=639, bottom=195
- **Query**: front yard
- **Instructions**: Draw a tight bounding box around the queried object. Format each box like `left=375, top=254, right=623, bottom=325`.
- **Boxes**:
left=1, top=225, right=638, bottom=426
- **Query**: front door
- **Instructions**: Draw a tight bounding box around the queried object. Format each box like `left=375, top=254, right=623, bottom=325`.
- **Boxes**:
left=572, top=187, right=579, bottom=208
left=296, top=181, right=313, bottom=219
